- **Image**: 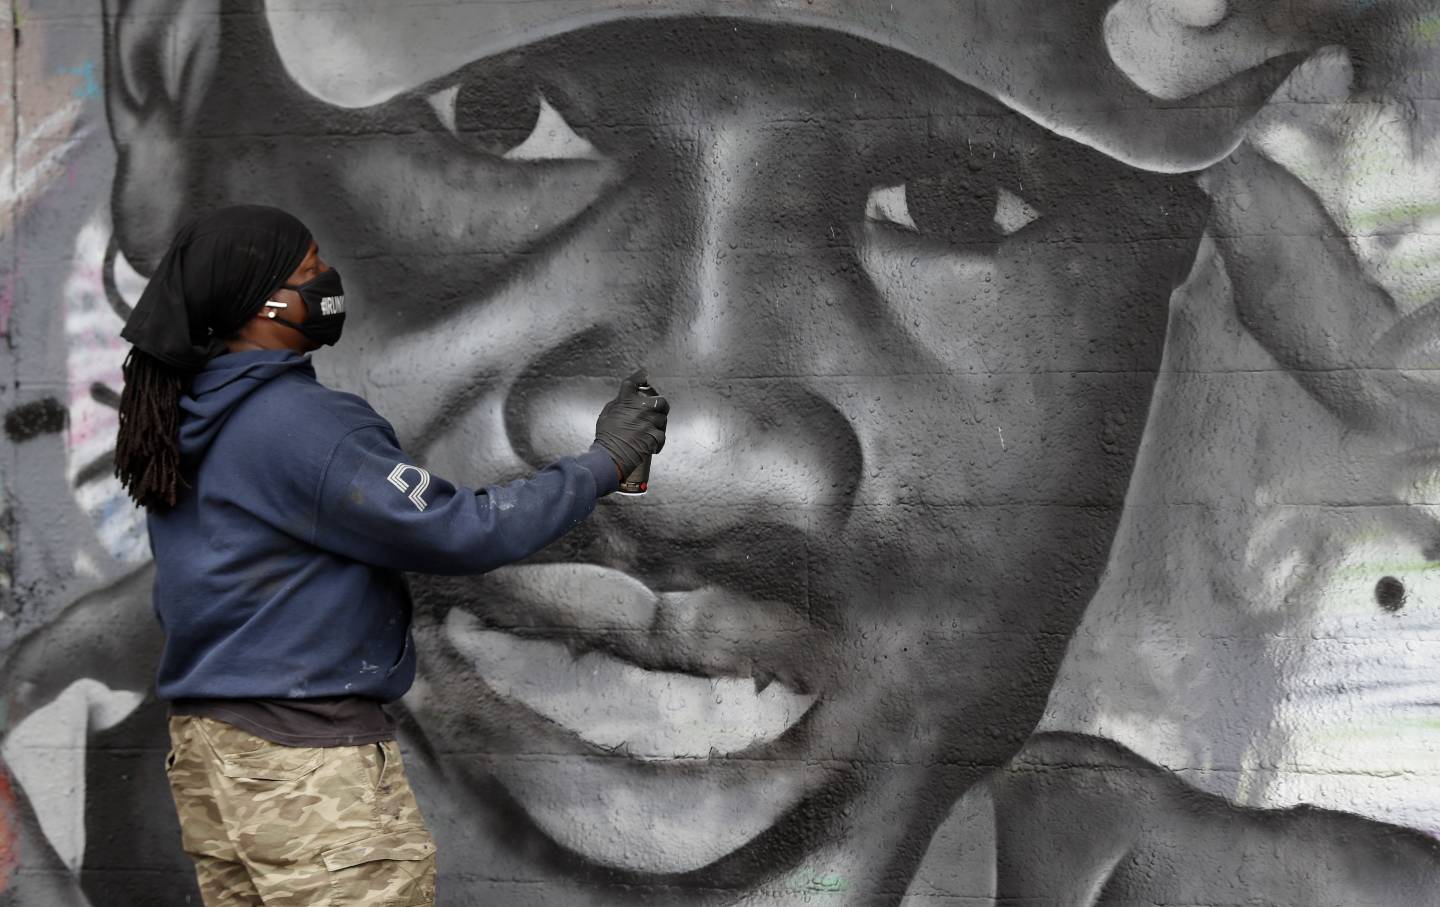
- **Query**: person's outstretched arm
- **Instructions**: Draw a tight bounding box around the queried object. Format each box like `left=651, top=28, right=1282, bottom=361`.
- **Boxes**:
left=313, top=431, right=615, bottom=575
left=309, top=369, right=667, bottom=575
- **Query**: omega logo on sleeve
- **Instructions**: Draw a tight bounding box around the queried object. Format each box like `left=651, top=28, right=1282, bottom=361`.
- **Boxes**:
left=387, top=464, right=432, bottom=512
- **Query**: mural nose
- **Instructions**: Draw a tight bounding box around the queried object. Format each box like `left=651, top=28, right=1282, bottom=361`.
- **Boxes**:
left=503, top=372, right=863, bottom=514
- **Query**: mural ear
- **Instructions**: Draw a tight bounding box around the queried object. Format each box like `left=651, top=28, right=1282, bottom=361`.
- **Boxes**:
left=102, top=0, right=220, bottom=273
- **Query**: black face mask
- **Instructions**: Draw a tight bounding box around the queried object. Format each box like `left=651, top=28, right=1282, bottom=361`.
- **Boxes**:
left=264, top=268, right=347, bottom=346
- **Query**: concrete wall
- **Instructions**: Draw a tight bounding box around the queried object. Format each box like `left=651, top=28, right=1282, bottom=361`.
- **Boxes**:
left=2, top=1, right=1440, bottom=903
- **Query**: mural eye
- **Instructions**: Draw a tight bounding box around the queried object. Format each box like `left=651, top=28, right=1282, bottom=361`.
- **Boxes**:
left=992, top=187, right=1044, bottom=235
left=864, top=184, right=919, bottom=231
left=426, top=84, right=603, bottom=161
left=864, top=178, right=1042, bottom=245
left=500, top=98, right=604, bottom=161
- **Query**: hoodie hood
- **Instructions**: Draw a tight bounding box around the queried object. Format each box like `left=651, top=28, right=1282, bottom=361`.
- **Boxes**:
left=179, top=350, right=315, bottom=463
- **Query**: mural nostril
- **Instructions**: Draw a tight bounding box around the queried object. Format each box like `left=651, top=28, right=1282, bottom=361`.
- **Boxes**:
left=1375, top=575, right=1407, bottom=613
left=503, top=328, right=630, bottom=471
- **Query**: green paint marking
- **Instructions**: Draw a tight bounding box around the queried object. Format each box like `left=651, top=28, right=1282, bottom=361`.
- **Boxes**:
left=783, top=871, right=852, bottom=894
left=809, top=873, right=850, bottom=892
left=1391, top=717, right=1440, bottom=732
left=1333, top=560, right=1440, bottom=579
left=1379, top=246, right=1440, bottom=269
left=1415, top=14, right=1440, bottom=43
left=1351, top=200, right=1440, bottom=231
left=1310, top=718, right=1440, bottom=746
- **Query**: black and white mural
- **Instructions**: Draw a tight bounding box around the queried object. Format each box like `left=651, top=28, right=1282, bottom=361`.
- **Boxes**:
left=3, top=0, right=1440, bottom=903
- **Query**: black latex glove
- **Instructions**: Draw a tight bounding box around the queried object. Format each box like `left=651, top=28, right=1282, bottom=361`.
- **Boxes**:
left=594, top=369, right=669, bottom=477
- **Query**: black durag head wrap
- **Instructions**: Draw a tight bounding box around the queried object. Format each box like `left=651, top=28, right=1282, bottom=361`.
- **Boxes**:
left=121, top=205, right=313, bottom=370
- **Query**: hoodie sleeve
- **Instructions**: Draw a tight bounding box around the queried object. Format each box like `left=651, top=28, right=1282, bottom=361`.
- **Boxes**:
left=310, top=424, right=619, bottom=575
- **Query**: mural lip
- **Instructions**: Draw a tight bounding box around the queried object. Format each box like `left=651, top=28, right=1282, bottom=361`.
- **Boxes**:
left=444, top=610, right=819, bottom=761
left=441, top=561, right=821, bottom=693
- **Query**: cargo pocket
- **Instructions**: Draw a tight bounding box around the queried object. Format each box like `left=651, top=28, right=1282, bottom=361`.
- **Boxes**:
left=218, top=745, right=324, bottom=782
left=205, top=731, right=326, bottom=788
left=199, top=719, right=325, bottom=783
left=322, top=827, right=436, bottom=906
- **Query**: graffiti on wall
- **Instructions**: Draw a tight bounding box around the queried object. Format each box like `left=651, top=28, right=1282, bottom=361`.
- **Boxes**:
left=3, top=0, right=1440, bottom=903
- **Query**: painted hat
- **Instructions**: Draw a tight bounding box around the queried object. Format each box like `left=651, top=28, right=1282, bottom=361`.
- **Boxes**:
left=266, top=0, right=1328, bottom=172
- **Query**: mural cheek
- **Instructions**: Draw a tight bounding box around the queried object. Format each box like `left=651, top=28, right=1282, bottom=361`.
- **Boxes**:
left=1263, top=522, right=1440, bottom=833
left=853, top=243, right=1163, bottom=514
left=322, top=183, right=669, bottom=450
left=320, top=132, right=620, bottom=267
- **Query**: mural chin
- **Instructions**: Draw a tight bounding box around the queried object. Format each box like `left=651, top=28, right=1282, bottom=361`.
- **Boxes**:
left=491, top=737, right=821, bottom=873
left=415, top=608, right=839, bottom=875
left=424, top=560, right=834, bottom=873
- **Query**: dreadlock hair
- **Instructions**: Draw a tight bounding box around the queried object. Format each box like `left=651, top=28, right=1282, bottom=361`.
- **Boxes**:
left=114, top=348, right=192, bottom=512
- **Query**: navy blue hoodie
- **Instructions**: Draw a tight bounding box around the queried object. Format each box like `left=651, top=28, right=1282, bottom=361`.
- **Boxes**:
left=149, top=350, right=617, bottom=702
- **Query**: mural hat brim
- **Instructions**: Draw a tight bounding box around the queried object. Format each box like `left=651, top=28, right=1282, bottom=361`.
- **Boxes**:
left=267, top=0, right=1312, bottom=173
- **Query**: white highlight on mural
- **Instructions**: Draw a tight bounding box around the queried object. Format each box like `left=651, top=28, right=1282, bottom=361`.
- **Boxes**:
left=1257, top=522, right=1440, bottom=837
left=65, top=214, right=148, bottom=564
left=1155, top=0, right=1228, bottom=29
left=482, top=561, right=662, bottom=627
left=2, top=680, right=144, bottom=871
left=865, top=183, right=1041, bottom=237
left=865, top=184, right=917, bottom=230
left=1103, top=0, right=1310, bottom=99
left=425, top=84, right=460, bottom=135
left=505, top=97, right=603, bottom=161
left=1249, top=52, right=1440, bottom=317
left=992, top=187, right=1042, bottom=236
left=0, top=102, right=85, bottom=215
left=445, top=609, right=816, bottom=759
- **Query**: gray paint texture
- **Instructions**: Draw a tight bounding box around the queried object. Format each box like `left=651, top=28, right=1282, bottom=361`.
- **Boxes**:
left=2, top=1, right=1440, bottom=904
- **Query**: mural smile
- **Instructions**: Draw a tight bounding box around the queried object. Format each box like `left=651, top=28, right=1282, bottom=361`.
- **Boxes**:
left=446, top=610, right=817, bottom=759
left=442, top=562, right=820, bottom=759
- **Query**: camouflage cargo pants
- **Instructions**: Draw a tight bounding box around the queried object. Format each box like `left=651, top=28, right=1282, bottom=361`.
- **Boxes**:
left=165, top=715, right=437, bottom=906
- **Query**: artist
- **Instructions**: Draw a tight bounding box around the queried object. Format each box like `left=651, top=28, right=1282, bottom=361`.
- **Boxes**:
left=111, top=204, right=667, bottom=906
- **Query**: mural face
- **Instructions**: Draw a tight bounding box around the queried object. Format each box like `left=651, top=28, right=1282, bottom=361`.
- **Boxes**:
left=4, top=0, right=1440, bottom=904
left=104, top=9, right=1206, bottom=884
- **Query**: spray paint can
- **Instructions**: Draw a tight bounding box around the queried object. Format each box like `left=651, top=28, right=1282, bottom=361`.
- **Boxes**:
left=616, top=383, right=658, bottom=496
